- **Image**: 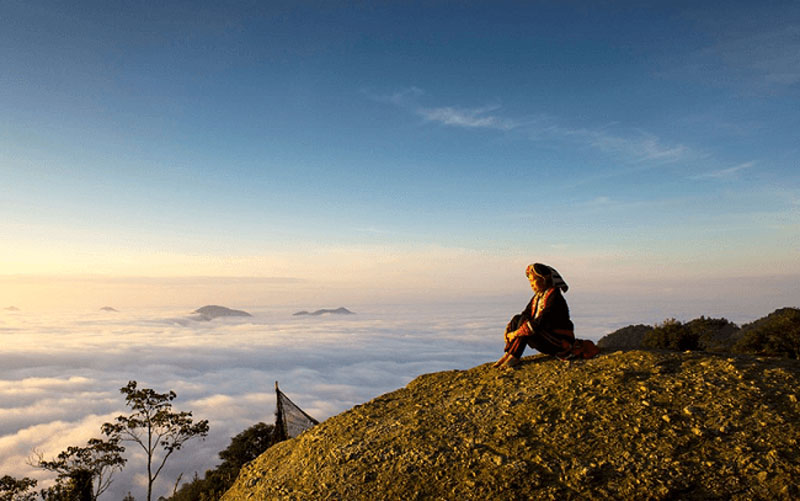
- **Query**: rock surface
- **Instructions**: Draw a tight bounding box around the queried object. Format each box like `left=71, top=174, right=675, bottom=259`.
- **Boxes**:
left=222, top=350, right=800, bottom=500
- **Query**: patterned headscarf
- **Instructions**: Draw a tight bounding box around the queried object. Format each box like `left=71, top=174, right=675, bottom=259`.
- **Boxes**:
left=526, top=263, right=569, bottom=293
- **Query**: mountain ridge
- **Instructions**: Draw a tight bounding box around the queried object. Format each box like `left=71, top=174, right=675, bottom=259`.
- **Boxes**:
left=293, top=307, right=355, bottom=317
left=191, top=305, right=252, bottom=321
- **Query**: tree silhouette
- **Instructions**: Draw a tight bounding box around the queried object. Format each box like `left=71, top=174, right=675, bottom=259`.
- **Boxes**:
left=0, top=475, right=37, bottom=501
left=38, top=470, right=93, bottom=501
left=102, top=381, right=209, bottom=501
left=33, top=436, right=126, bottom=501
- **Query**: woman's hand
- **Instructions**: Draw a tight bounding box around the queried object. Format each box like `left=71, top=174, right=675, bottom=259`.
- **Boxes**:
left=504, top=323, right=512, bottom=342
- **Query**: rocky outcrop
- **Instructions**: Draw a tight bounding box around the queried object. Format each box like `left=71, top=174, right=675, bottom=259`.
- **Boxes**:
left=222, top=351, right=800, bottom=500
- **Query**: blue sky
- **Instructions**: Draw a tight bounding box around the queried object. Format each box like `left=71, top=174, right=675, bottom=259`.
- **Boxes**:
left=2, top=1, right=799, bottom=308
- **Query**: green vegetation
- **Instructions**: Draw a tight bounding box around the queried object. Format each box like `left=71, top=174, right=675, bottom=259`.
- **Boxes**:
left=4, top=380, right=274, bottom=501
left=688, top=316, right=741, bottom=352
left=642, top=318, right=699, bottom=351
left=168, top=422, right=280, bottom=501
left=734, top=307, right=800, bottom=359
left=597, top=324, right=653, bottom=350
left=2, top=381, right=208, bottom=501
left=0, top=476, right=37, bottom=501
left=33, top=437, right=126, bottom=501
left=599, top=308, right=799, bottom=358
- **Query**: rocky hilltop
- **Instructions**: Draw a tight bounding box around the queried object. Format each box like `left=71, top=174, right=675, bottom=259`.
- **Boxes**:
left=223, top=351, right=800, bottom=500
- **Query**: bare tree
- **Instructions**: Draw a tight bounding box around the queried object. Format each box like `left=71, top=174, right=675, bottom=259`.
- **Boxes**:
left=102, top=381, right=209, bottom=501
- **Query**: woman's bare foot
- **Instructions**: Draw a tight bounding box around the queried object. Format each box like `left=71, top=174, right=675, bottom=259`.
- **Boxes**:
left=492, top=353, right=510, bottom=368
left=503, top=356, right=521, bottom=369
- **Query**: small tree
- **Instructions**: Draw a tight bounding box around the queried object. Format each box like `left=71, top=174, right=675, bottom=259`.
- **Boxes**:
left=102, top=381, right=209, bottom=501
left=33, top=437, right=126, bottom=501
left=38, top=470, right=93, bottom=501
left=218, top=422, right=277, bottom=474
left=0, top=475, right=37, bottom=501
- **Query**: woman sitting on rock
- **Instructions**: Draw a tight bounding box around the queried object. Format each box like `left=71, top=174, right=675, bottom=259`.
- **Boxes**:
left=493, top=263, right=577, bottom=368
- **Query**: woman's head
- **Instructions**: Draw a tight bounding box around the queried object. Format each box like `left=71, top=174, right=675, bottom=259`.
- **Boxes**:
left=526, top=263, right=569, bottom=293
left=526, top=263, right=553, bottom=292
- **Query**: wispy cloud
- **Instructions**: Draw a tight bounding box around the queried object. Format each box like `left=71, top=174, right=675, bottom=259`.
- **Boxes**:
left=384, top=86, right=425, bottom=107
left=379, top=87, right=699, bottom=166
left=373, top=87, right=521, bottom=131
left=690, top=161, right=755, bottom=180
left=417, top=105, right=520, bottom=130
left=547, top=125, right=697, bottom=165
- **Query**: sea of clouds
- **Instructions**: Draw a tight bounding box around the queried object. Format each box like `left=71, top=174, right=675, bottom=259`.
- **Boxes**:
left=0, top=293, right=786, bottom=500
left=1, top=302, right=513, bottom=499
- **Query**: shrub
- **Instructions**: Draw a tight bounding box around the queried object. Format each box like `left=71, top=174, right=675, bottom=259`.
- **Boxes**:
left=597, top=324, right=653, bottom=350
left=642, top=319, right=699, bottom=351
left=686, top=316, right=740, bottom=352
left=733, top=308, right=800, bottom=359
left=169, top=422, right=279, bottom=501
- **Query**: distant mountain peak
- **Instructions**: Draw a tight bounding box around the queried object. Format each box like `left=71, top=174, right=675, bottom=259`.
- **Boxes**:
left=192, top=305, right=252, bottom=321
left=4, top=306, right=20, bottom=311
left=100, top=306, right=118, bottom=312
left=293, top=307, right=355, bottom=317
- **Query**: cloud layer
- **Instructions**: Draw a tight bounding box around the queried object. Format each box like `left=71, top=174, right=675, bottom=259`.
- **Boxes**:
left=1, top=306, right=508, bottom=499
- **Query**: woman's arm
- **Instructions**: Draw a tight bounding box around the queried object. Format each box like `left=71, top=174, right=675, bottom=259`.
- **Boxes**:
left=527, top=290, right=570, bottom=332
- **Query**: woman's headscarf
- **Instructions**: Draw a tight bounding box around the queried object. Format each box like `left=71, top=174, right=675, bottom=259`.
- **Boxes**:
left=526, top=263, right=569, bottom=293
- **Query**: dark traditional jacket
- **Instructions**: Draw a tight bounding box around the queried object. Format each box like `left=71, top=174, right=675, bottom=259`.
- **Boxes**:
left=514, top=287, right=574, bottom=338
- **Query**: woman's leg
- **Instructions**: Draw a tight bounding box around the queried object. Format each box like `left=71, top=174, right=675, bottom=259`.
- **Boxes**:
left=494, top=314, right=525, bottom=368
left=528, top=330, right=575, bottom=356
left=492, top=353, right=510, bottom=368
left=500, top=336, right=529, bottom=367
